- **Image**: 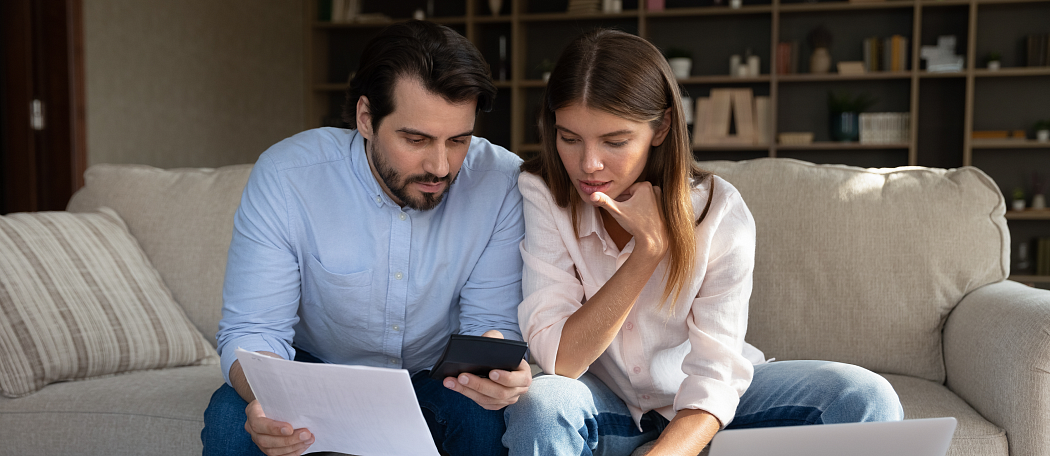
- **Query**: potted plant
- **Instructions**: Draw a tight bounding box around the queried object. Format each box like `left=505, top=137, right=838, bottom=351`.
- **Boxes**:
left=808, top=25, right=833, bottom=74
left=1034, top=119, right=1050, bottom=142
left=536, top=58, right=555, bottom=82
left=1012, top=187, right=1026, bottom=211
left=828, top=90, right=877, bottom=142
left=986, top=51, right=1002, bottom=71
left=664, top=46, right=693, bottom=79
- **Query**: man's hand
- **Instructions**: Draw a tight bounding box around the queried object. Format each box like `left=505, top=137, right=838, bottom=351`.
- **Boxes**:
left=244, top=399, right=315, bottom=456
left=441, top=330, right=532, bottom=410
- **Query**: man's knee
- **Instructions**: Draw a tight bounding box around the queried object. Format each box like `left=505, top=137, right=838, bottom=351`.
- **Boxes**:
left=202, top=383, right=261, bottom=456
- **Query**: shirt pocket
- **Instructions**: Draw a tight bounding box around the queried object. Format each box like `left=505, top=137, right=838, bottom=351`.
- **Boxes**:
left=302, top=254, right=374, bottom=331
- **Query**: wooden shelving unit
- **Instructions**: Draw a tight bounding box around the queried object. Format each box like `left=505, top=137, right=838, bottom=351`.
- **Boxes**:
left=304, top=0, right=1048, bottom=163
left=304, top=0, right=1049, bottom=284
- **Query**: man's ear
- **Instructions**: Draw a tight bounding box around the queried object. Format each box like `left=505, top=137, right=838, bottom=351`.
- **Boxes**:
left=356, top=96, right=374, bottom=140
left=651, top=108, right=672, bottom=147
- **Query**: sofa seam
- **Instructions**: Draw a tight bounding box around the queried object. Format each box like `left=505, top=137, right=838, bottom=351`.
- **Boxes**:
left=0, top=410, right=203, bottom=422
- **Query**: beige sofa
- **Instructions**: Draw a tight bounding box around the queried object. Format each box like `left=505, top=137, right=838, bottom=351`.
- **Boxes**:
left=0, top=158, right=1046, bottom=456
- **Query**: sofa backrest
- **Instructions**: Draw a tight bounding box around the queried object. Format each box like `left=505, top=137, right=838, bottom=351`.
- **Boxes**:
left=699, top=158, right=1009, bottom=383
left=67, top=164, right=253, bottom=347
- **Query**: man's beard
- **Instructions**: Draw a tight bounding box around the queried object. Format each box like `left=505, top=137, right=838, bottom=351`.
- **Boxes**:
left=369, top=138, right=457, bottom=211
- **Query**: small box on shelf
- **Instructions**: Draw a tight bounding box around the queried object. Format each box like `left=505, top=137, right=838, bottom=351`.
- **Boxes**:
left=778, top=132, right=814, bottom=145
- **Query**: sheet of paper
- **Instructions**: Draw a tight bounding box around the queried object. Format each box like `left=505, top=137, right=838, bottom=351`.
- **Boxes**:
left=235, top=348, right=440, bottom=456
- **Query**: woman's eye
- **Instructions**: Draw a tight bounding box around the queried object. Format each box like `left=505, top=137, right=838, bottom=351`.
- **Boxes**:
left=607, top=140, right=628, bottom=147
left=559, top=136, right=578, bottom=144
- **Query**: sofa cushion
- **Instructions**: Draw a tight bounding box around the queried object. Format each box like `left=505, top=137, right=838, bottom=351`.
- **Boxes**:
left=66, top=163, right=253, bottom=346
left=883, top=374, right=1008, bottom=456
left=0, top=208, right=218, bottom=397
left=698, top=158, right=1008, bottom=382
left=0, top=364, right=223, bottom=456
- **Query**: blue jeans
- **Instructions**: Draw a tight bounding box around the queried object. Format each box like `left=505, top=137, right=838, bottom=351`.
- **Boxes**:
left=502, top=360, right=904, bottom=456
left=201, top=350, right=508, bottom=456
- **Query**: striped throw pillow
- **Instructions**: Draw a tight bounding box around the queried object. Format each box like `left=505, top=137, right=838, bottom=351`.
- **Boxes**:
left=0, top=208, right=217, bottom=397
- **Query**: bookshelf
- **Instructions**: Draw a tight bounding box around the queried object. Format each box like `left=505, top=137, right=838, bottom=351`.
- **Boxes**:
left=304, top=0, right=1049, bottom=283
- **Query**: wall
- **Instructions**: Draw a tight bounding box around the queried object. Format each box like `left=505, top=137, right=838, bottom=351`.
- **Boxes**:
left=83, top=0, right=304, bottom=168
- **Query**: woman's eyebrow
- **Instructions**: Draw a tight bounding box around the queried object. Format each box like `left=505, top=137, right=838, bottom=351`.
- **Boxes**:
left=554, top=125, right=633, bottom=138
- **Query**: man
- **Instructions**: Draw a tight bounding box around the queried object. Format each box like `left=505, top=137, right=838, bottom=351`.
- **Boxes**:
left=201, top=21, right=531, bottom=456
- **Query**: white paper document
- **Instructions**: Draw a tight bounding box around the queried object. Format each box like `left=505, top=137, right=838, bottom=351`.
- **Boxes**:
left=235, top=348, right=440, bottom=456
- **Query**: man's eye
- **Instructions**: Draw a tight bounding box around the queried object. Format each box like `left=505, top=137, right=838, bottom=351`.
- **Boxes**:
left=450, top=138, right=469, bottom=145
left=407, top=137, right=425, bottom=144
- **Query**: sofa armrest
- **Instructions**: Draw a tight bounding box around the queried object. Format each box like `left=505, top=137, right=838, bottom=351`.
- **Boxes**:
left=943, top=280, right=1050, bottom=456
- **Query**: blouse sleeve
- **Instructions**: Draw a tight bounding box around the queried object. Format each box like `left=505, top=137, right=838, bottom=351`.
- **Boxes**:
left=673, top=181, right=757, bottom=427
left=516, top=173, right=588, bottom=378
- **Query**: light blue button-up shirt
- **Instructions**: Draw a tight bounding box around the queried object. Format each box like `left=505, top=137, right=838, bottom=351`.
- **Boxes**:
left=217, top=128, right=525, bottom=384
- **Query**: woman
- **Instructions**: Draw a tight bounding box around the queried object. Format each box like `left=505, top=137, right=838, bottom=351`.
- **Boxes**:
left=502, top=29, right=903, bottom=456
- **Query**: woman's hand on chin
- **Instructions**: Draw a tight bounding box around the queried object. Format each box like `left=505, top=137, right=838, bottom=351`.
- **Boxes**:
left=590, top=181, right=668, bottom=258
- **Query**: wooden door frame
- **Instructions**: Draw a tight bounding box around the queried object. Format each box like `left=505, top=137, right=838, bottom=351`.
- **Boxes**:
left=1, top=0, right=86, bottom=214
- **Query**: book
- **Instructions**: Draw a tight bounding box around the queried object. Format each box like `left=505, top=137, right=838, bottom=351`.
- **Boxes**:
left=777, top=42, right=793, bottom=74
left=647, top=0, right=665, bottom=11
left=754, top=96, right=771, bottom=145
left=1038, top=238, right=1050, bottom=276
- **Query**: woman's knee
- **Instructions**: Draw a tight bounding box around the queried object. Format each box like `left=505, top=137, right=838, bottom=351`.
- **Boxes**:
left=507, top=374, right=595, bottom=420
left=818, top=363, right=904, bottom=423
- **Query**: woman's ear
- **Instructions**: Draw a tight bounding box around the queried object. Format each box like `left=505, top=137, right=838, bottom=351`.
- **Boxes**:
left=356, top=96, right=374, bottom=140
left=651, top=108, right=673, bottom=147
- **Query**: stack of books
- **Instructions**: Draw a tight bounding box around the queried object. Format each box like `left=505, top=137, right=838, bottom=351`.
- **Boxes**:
left=859, top=113, right=910, bottom=144
left=775, top=41, right=800, bottom=74
left=567, top=0, right=601, bottom=14
left=1027, top=34, right=1050, bottom=67
left=863, top=35, right=909, bottom=72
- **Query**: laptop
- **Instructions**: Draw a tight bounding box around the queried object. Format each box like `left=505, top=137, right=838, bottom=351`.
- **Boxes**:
left=708, top=417, right=957, bottom=456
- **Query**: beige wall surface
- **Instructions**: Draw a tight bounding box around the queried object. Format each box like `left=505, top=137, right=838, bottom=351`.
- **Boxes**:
left=84, top=0, right=304, bottom=169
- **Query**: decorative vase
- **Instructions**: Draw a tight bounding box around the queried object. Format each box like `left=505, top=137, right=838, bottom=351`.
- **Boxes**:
left=1038, top=129, right=1050, bottom=142
left=988, top=60, right=1001, bottom=71
left=810, top=47, right=831, bottom=74
left=1034, top=194, right=1047, bottom=210
left=489, top=0, right=502, bottom=16
left=829, top=112, right=859, bottom=142
left=668, top=58, right=692, bottom=79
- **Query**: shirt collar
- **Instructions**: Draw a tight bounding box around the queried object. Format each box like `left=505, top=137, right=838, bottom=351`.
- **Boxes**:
left=348, top=130, right=393, bottom=209
left=577, top=202, right=621, bottom=256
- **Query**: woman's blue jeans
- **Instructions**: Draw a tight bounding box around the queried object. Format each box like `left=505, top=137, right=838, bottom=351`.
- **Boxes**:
left=201, top=350, right=507, bottom=456
left=502, top=360, right=905, bottom=456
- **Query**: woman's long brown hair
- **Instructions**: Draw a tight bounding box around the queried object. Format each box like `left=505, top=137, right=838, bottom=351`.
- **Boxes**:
left=521, top=29, right=712, bottom=312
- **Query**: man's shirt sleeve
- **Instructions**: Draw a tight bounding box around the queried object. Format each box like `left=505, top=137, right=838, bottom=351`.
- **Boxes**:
left=455, top=168, right=525, bottom=342
left=216, top=153, right=302, bottom=385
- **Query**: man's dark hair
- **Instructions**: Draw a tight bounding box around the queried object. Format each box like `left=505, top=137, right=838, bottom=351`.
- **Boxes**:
left=342, top=20, right=496, bottom=131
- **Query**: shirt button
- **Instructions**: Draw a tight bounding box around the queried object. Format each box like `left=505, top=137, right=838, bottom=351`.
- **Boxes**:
left=642, top=394, right=650, bottom=400
left=399, top=212, right=407, bottom=221
left=633, top=366, right=641, bottom=374
left=389, top=358, right=398, bottom=364
left=375, top=196, right=382, bottom=203
left=625, top=322, right=634, bottom=330
left=395, top=272, right=403, bottom=280
left=392, top=325, right=400, bottom=331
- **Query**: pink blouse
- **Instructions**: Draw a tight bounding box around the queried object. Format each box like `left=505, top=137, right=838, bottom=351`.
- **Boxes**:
left=517, top=171, right=765, bottom=429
